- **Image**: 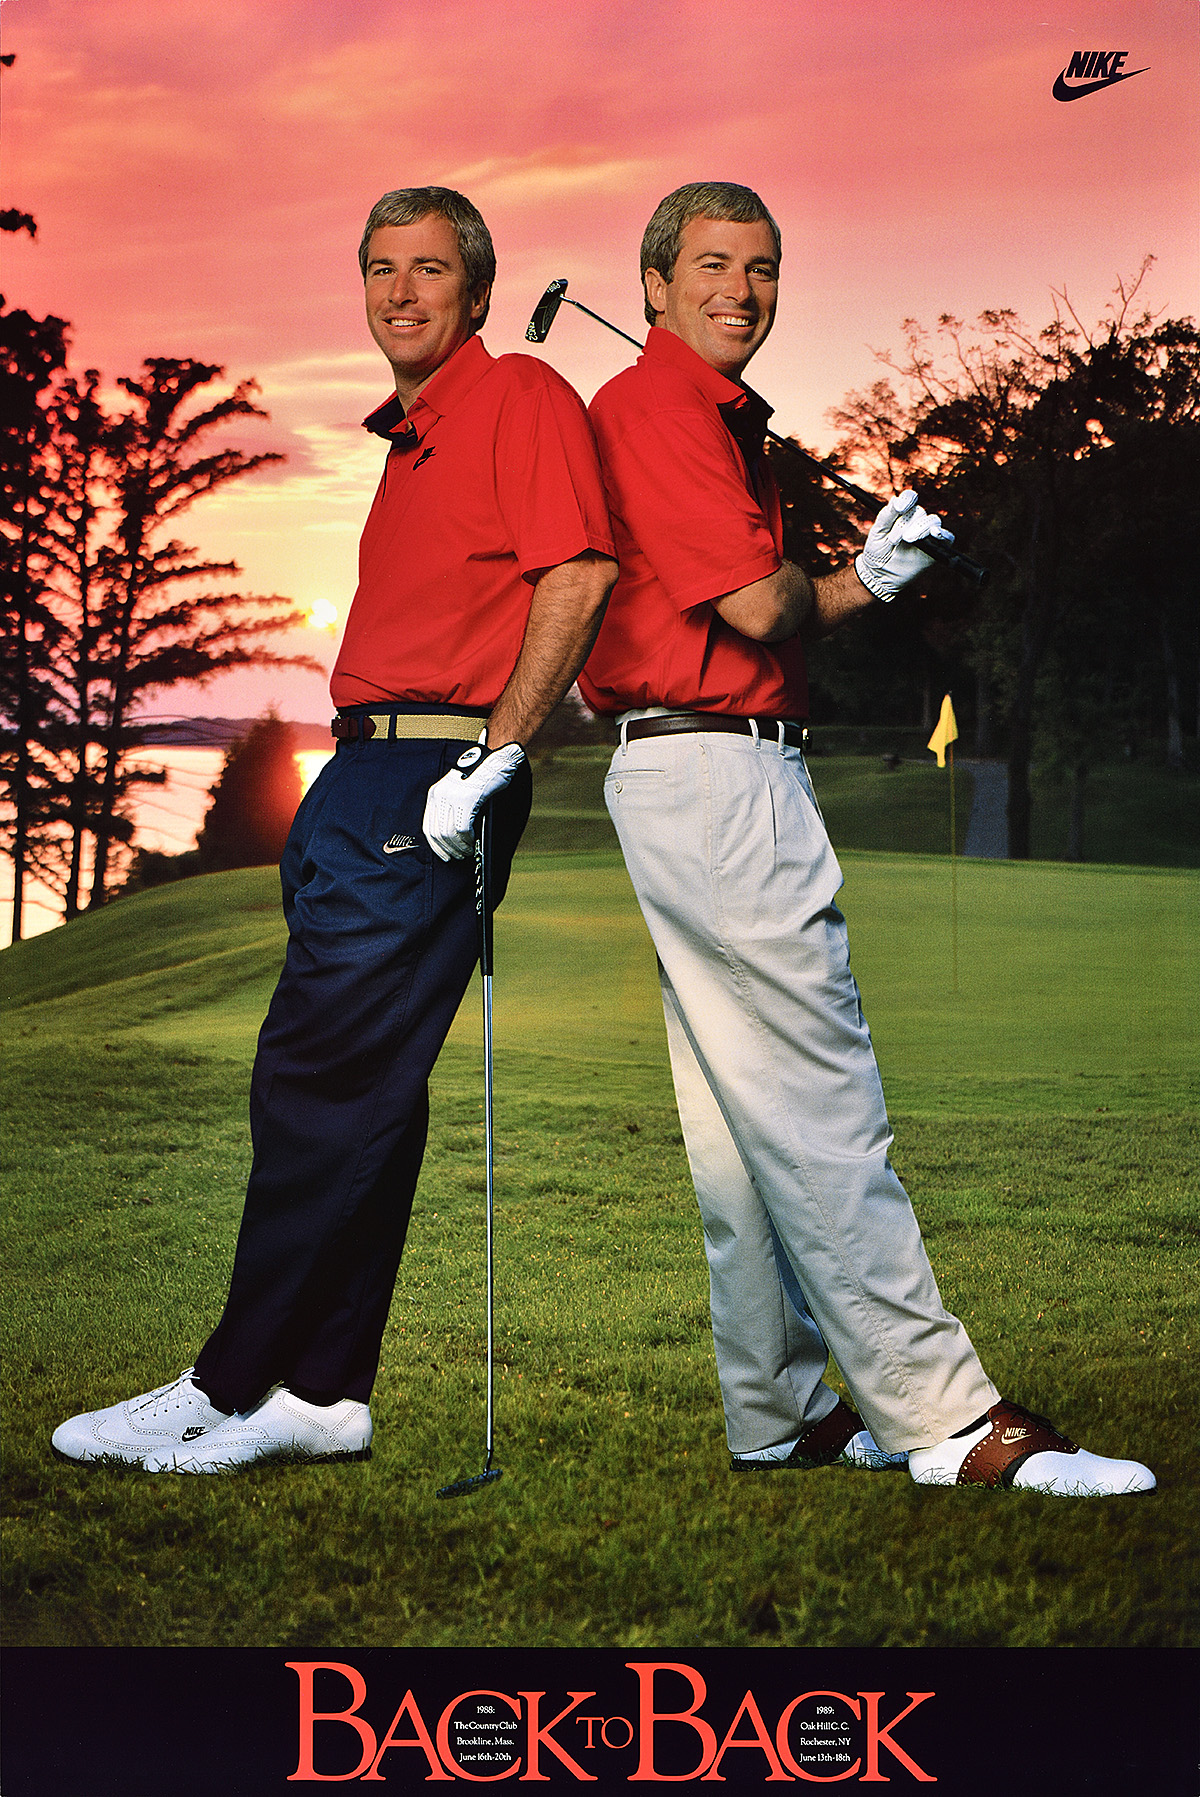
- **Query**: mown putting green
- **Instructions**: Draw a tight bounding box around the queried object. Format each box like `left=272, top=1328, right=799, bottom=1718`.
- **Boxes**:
left=2, top=852, right=1196, bottom=1650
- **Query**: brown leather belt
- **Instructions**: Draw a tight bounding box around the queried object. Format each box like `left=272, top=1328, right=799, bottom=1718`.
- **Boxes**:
left=332, top=711, right=484, bottom=743
left=624, top=712, right=808, bottom=749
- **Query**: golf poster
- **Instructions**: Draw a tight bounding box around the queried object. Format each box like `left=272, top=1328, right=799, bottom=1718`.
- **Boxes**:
left=2, top=0, right=1196, bottom=1791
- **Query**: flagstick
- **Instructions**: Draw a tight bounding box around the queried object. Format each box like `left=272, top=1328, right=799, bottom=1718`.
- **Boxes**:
left=949, top=741, right=958, bottom=993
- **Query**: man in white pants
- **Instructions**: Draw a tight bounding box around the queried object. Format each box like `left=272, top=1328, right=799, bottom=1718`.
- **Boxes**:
left=578, top=181, right=1155, bottom=1496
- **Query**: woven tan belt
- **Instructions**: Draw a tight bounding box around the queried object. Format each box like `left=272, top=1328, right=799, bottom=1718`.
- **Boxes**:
left=331, top=712, right=484, bottom=743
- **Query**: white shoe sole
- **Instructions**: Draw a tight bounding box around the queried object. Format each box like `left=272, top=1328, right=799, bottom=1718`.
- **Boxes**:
left=145, top=1391, right=373, bottom=1474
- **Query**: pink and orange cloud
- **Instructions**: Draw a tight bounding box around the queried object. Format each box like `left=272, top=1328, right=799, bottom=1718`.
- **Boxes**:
left=4, top=0, right=1196, bottom=718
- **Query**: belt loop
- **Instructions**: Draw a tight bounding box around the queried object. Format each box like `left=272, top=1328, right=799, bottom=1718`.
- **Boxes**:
left=776, top=720, right=786, bottom=751
left=748, top=716, right=761, bottom=750
left=619, top=716, right=630, bottom=756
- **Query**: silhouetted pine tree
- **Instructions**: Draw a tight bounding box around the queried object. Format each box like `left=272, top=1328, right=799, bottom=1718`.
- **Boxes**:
left=196, top=711, right=303, bottom=872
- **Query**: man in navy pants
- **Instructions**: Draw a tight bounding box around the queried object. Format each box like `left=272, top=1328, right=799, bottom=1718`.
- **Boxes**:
left=53, top=186, right=616, bottom=1473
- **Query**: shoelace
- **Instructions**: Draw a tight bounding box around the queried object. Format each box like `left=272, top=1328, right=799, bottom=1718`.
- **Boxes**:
left=129, top=1373, right=193, bottom=1416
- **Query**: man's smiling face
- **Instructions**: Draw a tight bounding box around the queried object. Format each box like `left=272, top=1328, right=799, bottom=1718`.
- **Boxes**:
left=364, top=215, right=490, bottom=402
left=644, top=215, right=779, bottom=379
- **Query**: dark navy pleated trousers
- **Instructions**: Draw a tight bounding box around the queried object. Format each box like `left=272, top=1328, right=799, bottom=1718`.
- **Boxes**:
left=192, top=726, right=531, bottom=1414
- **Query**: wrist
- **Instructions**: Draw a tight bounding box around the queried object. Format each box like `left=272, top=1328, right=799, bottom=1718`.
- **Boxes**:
left=854, top=553, right=893, bottom=603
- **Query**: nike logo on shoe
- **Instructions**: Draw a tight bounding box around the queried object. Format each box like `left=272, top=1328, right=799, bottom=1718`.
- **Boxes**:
left=1001, top=1427, right=1031, bottom=1444
left=181, top=1426, right=210, bottom=1441
left=382, top=835, right=418, bottom=854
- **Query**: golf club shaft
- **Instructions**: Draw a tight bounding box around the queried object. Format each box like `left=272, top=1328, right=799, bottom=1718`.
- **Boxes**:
left=483, top=968, right=495, bottom=1467
left=479, top=808, right=496, bottom=1473
left=438, top=811, right=502, bottom=1498
left=560, top=294, right=642, bottom=352
left=531, top=287, right=987, bottom=587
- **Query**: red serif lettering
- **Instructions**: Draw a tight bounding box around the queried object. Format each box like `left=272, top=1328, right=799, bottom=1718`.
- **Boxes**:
left=858, top=1691, right=937, bottom=1783
left=286, top=1661, right=377, bottom=1783
left=626, top=1661, right=718, bottom=1782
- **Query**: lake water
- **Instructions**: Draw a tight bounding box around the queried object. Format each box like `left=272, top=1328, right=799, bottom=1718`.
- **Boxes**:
left=3, top=746, right=334, bottom=947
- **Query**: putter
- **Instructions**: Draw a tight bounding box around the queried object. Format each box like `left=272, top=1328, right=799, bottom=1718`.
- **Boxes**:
left=437, top=806, right=502, bottom=1499
left=526, top=279, right=988, bottom=588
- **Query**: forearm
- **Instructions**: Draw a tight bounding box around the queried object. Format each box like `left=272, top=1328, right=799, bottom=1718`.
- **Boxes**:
left=804, top=561, right=876, bottom=639
left=486, top=550, right=617, bottom=748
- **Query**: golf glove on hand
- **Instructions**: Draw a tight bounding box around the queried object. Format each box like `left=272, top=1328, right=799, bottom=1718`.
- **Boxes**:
left=855, top=489, right=954, bottom=602
left=422, top=738, right=527, bottom=862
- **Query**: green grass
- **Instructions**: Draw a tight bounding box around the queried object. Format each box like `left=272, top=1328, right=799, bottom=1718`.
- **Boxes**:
left=1029, top=756, right=1200, bottom=867
left=2, top=854, right=1197, bottom=1650
left=517, top=737, right=1200, bottom=866
left=521, top=743, right=975, bottom=858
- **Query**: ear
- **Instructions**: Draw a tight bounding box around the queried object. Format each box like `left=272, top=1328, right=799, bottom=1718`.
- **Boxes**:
left=470, top=281, right=492, bottom=321
left=643, top=267, right=668, bottom=319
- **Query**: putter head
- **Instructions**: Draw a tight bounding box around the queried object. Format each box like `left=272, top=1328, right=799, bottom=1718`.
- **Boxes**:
left=525, top=279, right=569, bottom=343
left=436, top=1467, right=503, bottom=1499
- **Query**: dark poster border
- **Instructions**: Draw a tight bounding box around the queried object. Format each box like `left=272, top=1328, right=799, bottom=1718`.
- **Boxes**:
left=2, top=1645, right=1197, bottom=1794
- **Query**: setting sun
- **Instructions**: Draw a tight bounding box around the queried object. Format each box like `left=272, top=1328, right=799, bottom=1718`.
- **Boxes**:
left=307, top=599, right=339, bottom=631
left=296, top=749, right=334, bottom=793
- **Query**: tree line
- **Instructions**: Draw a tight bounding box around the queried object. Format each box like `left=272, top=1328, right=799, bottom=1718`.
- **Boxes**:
left=4, top=230, right=1197, bottom=937
left=773, top=262, right=1199, bottom=858
left=1, top=269, right=318, bottom=937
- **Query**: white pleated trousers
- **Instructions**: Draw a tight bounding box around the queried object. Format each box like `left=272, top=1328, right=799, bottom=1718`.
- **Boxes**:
left=604, top=726, right=998, bottom=1453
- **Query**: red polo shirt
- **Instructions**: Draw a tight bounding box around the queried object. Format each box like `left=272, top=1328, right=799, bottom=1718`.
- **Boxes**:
left=331, top=334, right=615, bottom=709
left=578, top=327, right=808, bottom=719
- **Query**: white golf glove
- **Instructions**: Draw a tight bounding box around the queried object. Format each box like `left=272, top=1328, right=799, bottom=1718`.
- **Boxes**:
left=422, top=738, right=527, bottom=862
left=855, top=489, right=954, bottom=602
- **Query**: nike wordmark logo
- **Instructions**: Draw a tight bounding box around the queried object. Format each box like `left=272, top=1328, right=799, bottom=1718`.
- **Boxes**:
left=1001, top=1427, right=1031, bottom=1444
left=181, top=1426, right=209, bottom=1441
left=382, top=835, right=419, bottom=855
left=1053, top=52, right=1148, bottom=101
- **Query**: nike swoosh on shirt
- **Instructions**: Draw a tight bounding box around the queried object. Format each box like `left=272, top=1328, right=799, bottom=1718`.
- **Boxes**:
left=1052, top=67, right=1147, bottom=101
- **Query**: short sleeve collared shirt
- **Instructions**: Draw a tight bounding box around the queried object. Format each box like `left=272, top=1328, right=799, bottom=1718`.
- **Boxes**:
left=578, top=327, right=808, bottom=719
left=331, top=334, right=615, bottom=709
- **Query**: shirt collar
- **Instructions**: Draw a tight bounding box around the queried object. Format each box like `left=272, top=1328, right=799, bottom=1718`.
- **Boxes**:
left=642, top=325, right=774, bottom=454
left=362, top=333, right=493, bottom=444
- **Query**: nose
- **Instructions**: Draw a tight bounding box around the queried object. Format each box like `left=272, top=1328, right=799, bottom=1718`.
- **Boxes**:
left=386, top=267, right=417, bottom=305
left=720, top=265, right=753, bottom=305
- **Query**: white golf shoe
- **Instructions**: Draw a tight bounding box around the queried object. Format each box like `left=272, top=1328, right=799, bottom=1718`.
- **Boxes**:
left=841, top=1428, right=909, bottom=1471
left=146, top=1388, right=373, bottom=1473
left=908, top=1399, right=1156, bottom=1496
left=51, top=1370, right=230, bottom=1466
left=731, top=1397, right=908, bottom=1471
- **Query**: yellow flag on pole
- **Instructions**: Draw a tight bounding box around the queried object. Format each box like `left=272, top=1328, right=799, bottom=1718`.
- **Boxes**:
left=927, top=694, right=959, bottom=768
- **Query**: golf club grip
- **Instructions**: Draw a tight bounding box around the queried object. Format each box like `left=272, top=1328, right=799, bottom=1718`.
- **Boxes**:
left=475, top=809, right=494, bottom=976
left=766, top=431, right=988, bottom=588
left=913, top=538, right=989, bottom=586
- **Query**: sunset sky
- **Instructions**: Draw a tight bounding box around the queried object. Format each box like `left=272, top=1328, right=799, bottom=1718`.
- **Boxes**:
left=4, top=0, right=1197, bottom=721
